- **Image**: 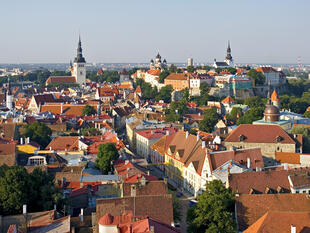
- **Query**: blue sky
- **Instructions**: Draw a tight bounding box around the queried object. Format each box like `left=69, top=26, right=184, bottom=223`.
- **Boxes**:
left=1, top=0, right=309, bottom=64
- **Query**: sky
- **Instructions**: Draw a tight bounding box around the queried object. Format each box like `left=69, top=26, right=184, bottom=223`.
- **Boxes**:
left=0, top=0, right=309, bottom=64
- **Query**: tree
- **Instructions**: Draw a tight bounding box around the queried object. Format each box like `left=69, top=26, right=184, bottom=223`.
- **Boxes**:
left=81, top=128, right=101, bottom=136
left=237, top=107, right=264, bottom=125
left=28, top=168, right=62, bottom=212
left=247, top=69, right=265, bottom=85
left=198, top=108, right=219, bottom=133
left=159, top=70, right=170, bottom=83
left=291, top=126, right=310, bottom=153
left=227, top=67, right=237, bottom=75
left=82, top=105, right=96, bottom=116
left=156, top=85, right=173, bottom=103
left=244, top=96, right=264, bottom=108
left=187, top=66, right=195, bottom=73
left=95, top=143, right=119, bottom=174
left=0, top=166, right=63, bottom=215
left=304, top=111, right=310, bottom=118
left=187, top=180, right=236, bottom=233
left=22, top=122, right=52, bottom=148
left=227, top=107, right=243, bottom=122
left=169, top=64, right=178, bottom=73
left=200, top=82, right=210, bottom=94
left=0, top=166, right=30, bottom=215
left=181, top=88, right=190, bottom=102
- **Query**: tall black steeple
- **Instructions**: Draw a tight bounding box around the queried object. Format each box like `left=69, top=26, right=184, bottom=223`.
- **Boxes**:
left=74, top=35, right=86, bottom=63
left=7, top=78, right=12, bottom=96
left=225, top=40, right=232, bottom=61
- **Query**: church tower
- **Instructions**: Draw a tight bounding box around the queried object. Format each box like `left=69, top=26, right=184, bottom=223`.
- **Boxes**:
left=6, top=78, right=13, bottom=110
left=72, top=36, right=86, bottom=85
left=224, top=41, right=234, bottom=67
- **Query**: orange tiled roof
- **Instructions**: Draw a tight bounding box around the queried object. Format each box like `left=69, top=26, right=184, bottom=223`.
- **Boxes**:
left=271, top=90, right=279, bottom=101
left=165, top=73, right=188, bottom=81
left=275, top=152, right=301, bottom=164
left=147, top=69, right=161, bottom=76
left=256, top=67, right=278, bottom=73
left=221, top=96, right=235, bottom=104
left=46, top=76, right=76, bottom=85
left=41, top=104, right=98, bottom=116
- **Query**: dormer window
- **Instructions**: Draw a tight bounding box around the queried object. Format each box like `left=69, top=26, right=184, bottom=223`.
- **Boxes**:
left=239, top=134, right=246, bottom=142
left=276, top=136, right=283, bottom=143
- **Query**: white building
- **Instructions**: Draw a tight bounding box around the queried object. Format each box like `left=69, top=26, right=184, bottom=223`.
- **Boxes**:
left=72, top=36, right=86, bottom=85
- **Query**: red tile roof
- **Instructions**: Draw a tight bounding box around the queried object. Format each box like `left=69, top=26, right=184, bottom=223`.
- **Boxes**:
left=208, top=148, right=264, bottom=171
left=236, top=194, right=310, bottom=231
left=244, top=211, right=310, bottom=233
left=271, top=90, right=279, bottom=101
left=123, top=180, right=168, bottom=197
left=146, top=69, right=161, bottom=76
left=136, top=128, right=178, bottom=140
left=221, top=96, right=235, bottom=104
left=225, top=124, right=296, bottom=144
left=96, top=194, right=173, bottom=226
left=0, top=143, right=16, bottom=166
left=165, top=73, right=188, bottom=81
left=229, top=169, right=290, bottom=194
left=46, top=76, right=76, bottom=85
left=41, top=103, right=99, bottom=116
left=275, top=152, right=301, bottom=164
left=256, top=67, right=278, bottom=73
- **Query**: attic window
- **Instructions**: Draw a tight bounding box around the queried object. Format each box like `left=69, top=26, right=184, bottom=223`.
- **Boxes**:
left=276, top=136, right=283, bottom=143
left=239, top=135, right=246, bottom=142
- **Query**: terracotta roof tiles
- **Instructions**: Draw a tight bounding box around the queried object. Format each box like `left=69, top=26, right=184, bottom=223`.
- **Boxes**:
left=225, top=124, right=296, bottom=144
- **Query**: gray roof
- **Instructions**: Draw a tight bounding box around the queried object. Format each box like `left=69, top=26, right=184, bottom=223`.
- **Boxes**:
left=80, top=174, right=119, bottom=182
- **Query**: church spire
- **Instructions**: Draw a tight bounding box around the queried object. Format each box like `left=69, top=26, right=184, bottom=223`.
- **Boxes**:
left=225, top=40, right=232, bottom=61
left=267, top=80, right=271, bottom=105
left=74, top=35, right=85, bottom=63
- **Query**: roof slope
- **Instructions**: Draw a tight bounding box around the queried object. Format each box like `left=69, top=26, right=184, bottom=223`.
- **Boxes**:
left=225, top=124, right=296, bottom=144
left=236, top=194, right=310, bottom=231
left=244, top=211, right=310, bottom=233
left=229, top=169, right=290, bottom=194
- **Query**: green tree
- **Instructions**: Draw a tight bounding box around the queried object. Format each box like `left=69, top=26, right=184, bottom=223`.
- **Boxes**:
left=291, top=126, right=310, bottom=153
left=187, top=180, right=236, bottom=233
left=187, top=66, right=195, bottom=73
left=288, top=100, right=308, bottom=114
left=169, top=64, right=178, bottom=73
left=304, top=111, right=310, bottom=118
left=156, top=85, right=173, bottom=103
left=81, top=128, right=101, bottom=136
left=29, top=168, right=62, bottom=212
left=95, top=143, right=119, bottom=174
left=244, top=96, right=264, bottom=108
left=159, top=70, right=170, bottom=83
left=227, top=107, right=243, bottom=122
left=22, top=122, right=52, bottom=148
left=182, top=88, right=190, bottom=101
left=247, top=69, right=265, bottom=85
left=135, top=78, right=158, bottom=100
left=82, top=105, right=97, bottom=116
left=227, top=67, right=237, bottom=75
left=198, top=108, right=219, bottom=132
left=0, top=166, right=63, bottom=215
left=0, top=166, right=30, bottom=215
left=237, top=107, right=264, bottom=125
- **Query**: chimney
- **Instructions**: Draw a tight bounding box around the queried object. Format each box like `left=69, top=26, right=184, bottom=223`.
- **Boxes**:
left=166, top=130, right=169, bottom=136
left=291, top=225, right=296, bottom=233
left=247, top=158, right=251, bottom=169
left=23, top=204, right=27, bottom=214
left=202, top=141, right=206, bottom=148
left=54, top=204, right=57, bottom=212
left=60, top=103, right=63, bottom=114
left=196, top=133, right=199, bottom=142
left=80, top=208, right=84, bottom=222
left=20, top=137, right=23, bottom=145
left=284, top=163, right=288, bottom=170
left=26, top=137, right=30, bottom=144
left=131, top=185, right=136, bottom=197
left=140, top=176, right=146, bottom=186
